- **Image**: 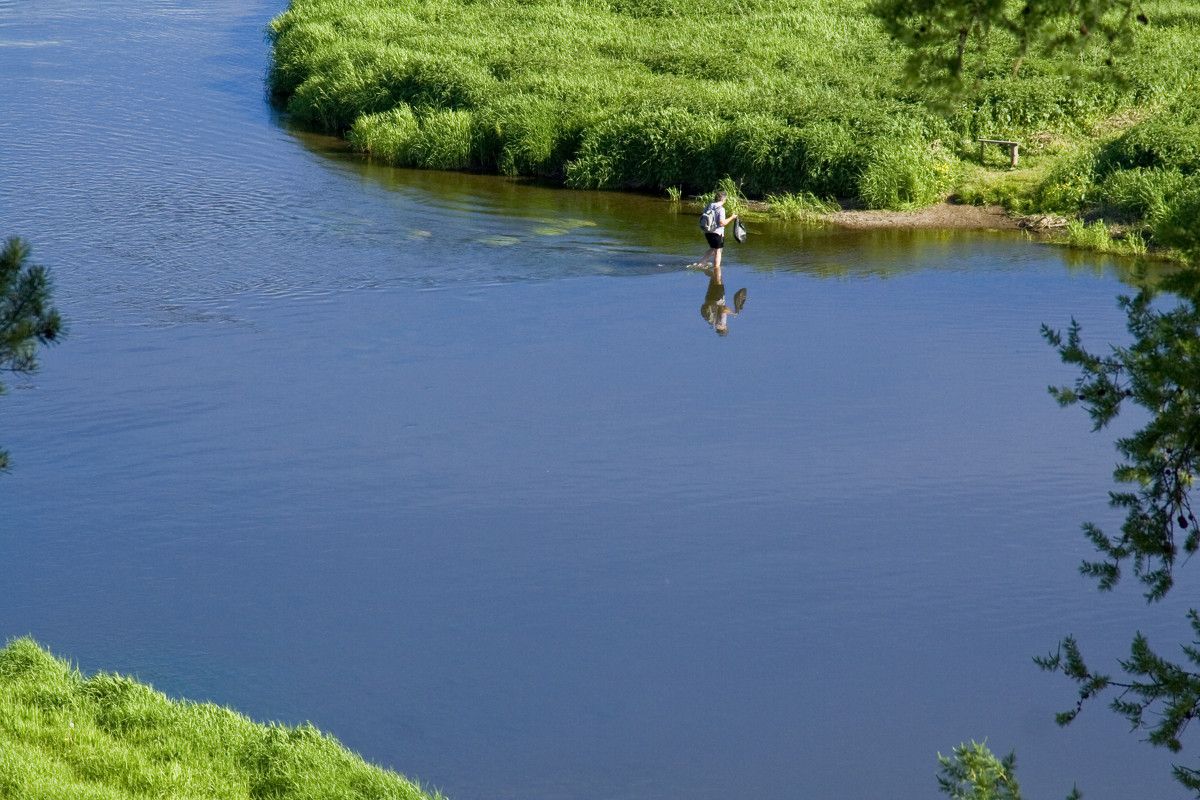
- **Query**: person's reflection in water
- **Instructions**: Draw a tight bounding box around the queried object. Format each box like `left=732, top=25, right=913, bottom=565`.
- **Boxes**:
left=699, top=265, right=746, bottom=336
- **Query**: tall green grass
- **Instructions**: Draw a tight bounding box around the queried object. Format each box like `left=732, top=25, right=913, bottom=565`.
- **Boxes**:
left=1063, top=218, right=1148, bottom=257
left=1024, top=97, right=1200, bottom=255
left=763, top=191, right=840, bottom=222
left=267, top=0, right=1200, bottom=216
left=0, top=637, right=442, bottom=800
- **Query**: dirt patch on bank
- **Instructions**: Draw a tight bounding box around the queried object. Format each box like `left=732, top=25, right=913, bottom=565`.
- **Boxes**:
left=820, top=201, right=1022, bottom=230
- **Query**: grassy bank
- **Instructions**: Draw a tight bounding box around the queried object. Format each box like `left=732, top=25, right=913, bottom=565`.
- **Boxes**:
left=1032, top=98, right=1200, bottom=259
left=265, top=0, right=1200, bottom=245
left=0, top=637, right=442, bottom=800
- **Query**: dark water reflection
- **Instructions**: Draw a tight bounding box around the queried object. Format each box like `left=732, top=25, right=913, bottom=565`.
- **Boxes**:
left=0, top=3, right=1190, bottom=800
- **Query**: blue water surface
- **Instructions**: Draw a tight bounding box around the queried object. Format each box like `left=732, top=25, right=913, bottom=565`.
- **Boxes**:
left=0, top=2, right=1191, bottom=799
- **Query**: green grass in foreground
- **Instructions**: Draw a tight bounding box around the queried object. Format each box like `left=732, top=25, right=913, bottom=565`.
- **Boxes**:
left=0, top=637, right=442, bottom=800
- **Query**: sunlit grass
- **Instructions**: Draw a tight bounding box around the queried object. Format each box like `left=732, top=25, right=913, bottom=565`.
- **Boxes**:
left=1063, top=218, right=1149, bottom=257
left=267, top=0, right=1200, bottom=227
left=764, top=191, right=840, bottom=222
left=0, top=637, right=443, bottom=800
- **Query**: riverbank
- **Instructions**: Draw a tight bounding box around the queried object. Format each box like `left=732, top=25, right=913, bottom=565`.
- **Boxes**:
left=0, top=638, right=441, bottom=800
left=815, top=201, right=1176, bottom=260
left=820, top=201, right=1021, bottom=230
left=268, top=0, right=1200, bottom=257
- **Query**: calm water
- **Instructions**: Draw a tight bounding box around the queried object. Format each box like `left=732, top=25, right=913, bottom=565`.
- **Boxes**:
left=0, top=3, right=1192, bottom=799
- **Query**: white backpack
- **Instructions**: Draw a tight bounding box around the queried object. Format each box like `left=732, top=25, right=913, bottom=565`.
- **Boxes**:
left=700, top=204, right=720, bottom=233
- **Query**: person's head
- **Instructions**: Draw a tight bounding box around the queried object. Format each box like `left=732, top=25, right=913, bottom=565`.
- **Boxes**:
left=715, top=191, right=727, bottom=204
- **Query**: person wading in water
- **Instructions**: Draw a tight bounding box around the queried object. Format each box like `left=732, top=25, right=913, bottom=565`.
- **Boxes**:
left=698, top=190, right=739, bottom=279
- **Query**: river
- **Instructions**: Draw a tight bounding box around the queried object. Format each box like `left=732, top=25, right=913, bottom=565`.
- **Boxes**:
left=0, top=2, right=1190, bottom=798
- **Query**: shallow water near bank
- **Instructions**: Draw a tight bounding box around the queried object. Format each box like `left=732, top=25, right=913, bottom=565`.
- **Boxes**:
left=0, top=3, right=1194, bottom=799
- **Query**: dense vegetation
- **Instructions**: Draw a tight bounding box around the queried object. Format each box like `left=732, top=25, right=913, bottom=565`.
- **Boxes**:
left=1039, top=98, right=1200, bottom=257
left=0, top=638, right=441, bottom=800
left=266, top=0, right=1200, bottom=243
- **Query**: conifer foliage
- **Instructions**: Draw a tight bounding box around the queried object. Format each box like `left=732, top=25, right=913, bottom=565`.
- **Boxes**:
left=1, top=236, right=63, bottom=470
left=1040, top=263, right=1200, bottom=794
left=936, top=741, right=1024, bottom=800
left=870, top=0, right=1147, bottom=97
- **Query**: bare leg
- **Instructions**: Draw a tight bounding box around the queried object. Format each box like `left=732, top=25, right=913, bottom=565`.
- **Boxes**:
left=699, top=247, right=717, bottom=266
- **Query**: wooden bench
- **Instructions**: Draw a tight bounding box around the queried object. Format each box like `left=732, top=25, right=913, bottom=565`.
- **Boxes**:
left=978, top=138, right=1021, bottom=167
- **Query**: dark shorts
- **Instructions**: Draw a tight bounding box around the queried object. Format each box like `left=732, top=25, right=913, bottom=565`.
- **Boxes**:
left=704, top=231, right=724, bottom=249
